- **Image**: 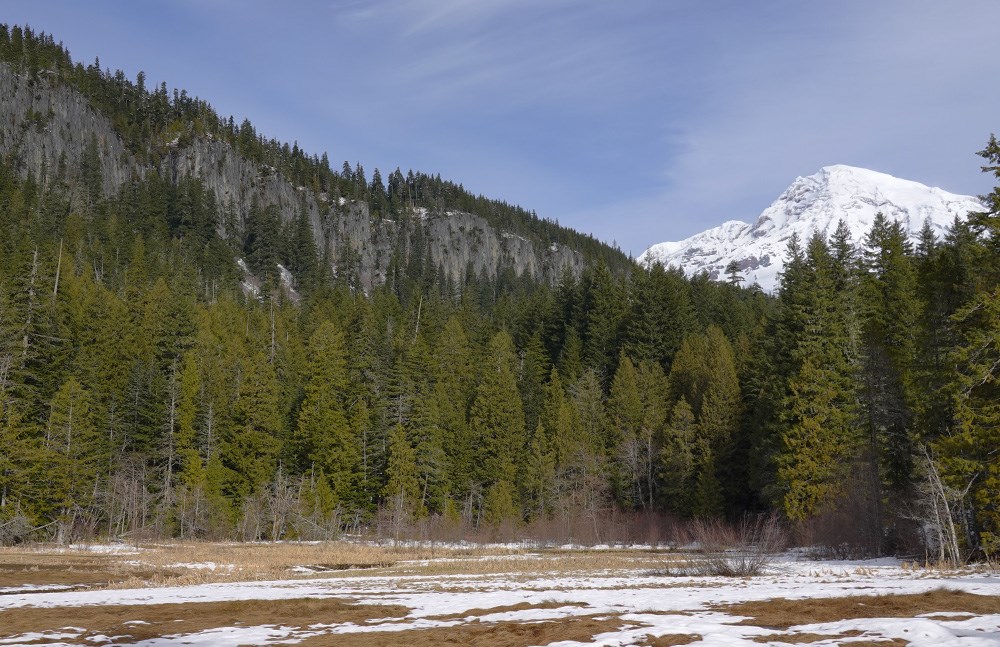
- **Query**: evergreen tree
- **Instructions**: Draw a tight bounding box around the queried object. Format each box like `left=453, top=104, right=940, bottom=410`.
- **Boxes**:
left=777, top=234, right=860, bottom=521
left=294, top=321, right=357, bottom=504
left=858, top=213, right=920, bottom=530
left=520, top=421, right=555, bottom=519
left=222, top=350, right=281, bottom=502
left=383, top=423, right=421, bottom=513
left=469, top=331, right=525, bottom=522
left=660, top=398, right=697, bottom=515
left=608, top=354, right=644, bottom=508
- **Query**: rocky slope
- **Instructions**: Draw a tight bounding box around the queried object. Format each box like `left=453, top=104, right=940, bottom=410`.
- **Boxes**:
left=0, top=63, right=589, bottom=289
left=639, top=165, right=983, bottom=291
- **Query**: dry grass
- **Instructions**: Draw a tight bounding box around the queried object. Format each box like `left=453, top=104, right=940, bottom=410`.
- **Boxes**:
left=751, top=630, right=863, bottom=643
left=0, top=542, right=679, bottom=595
left=0, top=541, right=533, bottom=589
left=389, top=549, right=670, bottom=578
left=295, top=613, right=633, bottom=646
left=718, top=588, right=1000, bottom=629
left=0, top=552, right=177, bottom=588
left=128, top=540, right=493, bottom=573
left=427, top=600, right=588, bottom=621
left=0, top=597, right=410, bottom=644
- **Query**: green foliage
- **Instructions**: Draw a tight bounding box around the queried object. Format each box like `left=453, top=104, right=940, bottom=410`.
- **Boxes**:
left=776, top=234, right=860, bottom=521
left=470, top=331, right=525, bottom=516
left=294, top=321, right=357, bottom=504
left=3, top=22, right=1000, bottom=553
left=383, top=424, right=421, bottom=512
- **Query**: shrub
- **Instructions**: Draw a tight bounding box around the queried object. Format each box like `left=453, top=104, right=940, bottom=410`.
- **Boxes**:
left=662, top=514, right=787, bottom=577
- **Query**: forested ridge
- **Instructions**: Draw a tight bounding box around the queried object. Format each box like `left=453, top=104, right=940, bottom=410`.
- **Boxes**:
left=0, top=24, right=999, bottom=561
left=0, top=24, right=630, bottom=275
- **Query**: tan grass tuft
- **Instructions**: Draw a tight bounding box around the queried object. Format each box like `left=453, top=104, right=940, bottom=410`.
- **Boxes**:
left=751, top=630, right=864, bottom=643
left=0, top=597, right=409, bottom=644
left=718, top=588, right=1000, bottom=629
left=426, top=600, right=589, bottom=621
left=295, top=613, right=634, bottom=646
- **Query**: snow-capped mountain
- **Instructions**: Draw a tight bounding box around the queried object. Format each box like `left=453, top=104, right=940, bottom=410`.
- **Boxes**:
left=639, top=165, right=984, bottom=292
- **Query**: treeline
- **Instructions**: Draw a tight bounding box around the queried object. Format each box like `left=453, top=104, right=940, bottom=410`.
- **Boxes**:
left=1, top=135, right=999, bottom=560
left=0, top=142, right=774, bottom=543
left=0, top=23, right=630, bottom=273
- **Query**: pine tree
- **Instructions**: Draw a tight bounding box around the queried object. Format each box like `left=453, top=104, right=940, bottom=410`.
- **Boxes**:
left=383, top=424, right=421, bottom=512
left=777, top=234, right=859, bottom=521
left=520, top=421, right=555, bottom=519
left=294, top=321, right=357, bottom=504
left=608, top=354, right=644, bottom=508
left=175, top=350, right=203, bottom=489
left=44, top=376, right=101, bottom=540
left=223, top=350, right=281, bottom=502
left=409, top=362, right=449, bottom=514
left=935, top=142, right=1000, bottom=555
left=859, top=214, right=920, bottom=507
left=660, top=398, right=697, bottom=515
left=518, top=330, right=549, bottom=435
left=469, top=331, right=525, bottom=522
left=581, top=261, right=622, bottom=380
left=541, top=368, right=574, bottom=469
left=570, top=369, right=606, bottom=456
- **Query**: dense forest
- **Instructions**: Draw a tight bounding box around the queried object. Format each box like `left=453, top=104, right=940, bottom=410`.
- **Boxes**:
left=0, top=25, right=998, bottom=562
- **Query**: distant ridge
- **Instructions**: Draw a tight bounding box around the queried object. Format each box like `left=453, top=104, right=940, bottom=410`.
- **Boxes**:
left=639, top=165, right=984, bottom=291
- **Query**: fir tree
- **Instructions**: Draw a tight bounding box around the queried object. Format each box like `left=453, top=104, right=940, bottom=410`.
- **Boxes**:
left=469, top=331, right=525, bottom=521
left=294, top=321, right=357, bottom=504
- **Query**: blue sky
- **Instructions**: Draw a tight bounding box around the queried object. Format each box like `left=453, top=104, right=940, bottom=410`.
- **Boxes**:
left=3, top=1, right=998, bottom=255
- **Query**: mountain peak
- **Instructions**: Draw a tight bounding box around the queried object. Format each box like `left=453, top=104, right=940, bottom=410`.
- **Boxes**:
left=640, top=166, right=982, bottom=291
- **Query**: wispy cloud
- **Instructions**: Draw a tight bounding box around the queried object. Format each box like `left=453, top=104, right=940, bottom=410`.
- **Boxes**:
left=583, top=1, right=1000, bottom=249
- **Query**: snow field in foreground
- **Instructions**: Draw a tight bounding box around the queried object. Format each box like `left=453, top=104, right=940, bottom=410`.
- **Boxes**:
left=1, top=554, right=998, bottom=646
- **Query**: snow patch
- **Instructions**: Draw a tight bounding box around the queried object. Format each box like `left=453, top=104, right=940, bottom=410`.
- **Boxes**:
left=240, top=280, right=259, bottom=298
left=276, top=264, right=294, bottom=290
left=66, top=543, right=141, bottom=554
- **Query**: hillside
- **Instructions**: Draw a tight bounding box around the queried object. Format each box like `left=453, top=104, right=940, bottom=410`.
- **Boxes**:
left=0, top=25, right=631, bottom=291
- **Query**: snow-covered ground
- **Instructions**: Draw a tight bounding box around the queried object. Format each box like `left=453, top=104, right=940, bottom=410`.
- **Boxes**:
left=1, top=553, right=998, bottom=646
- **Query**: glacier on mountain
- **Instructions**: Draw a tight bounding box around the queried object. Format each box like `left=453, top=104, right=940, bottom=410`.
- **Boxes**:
left=639, top=165, right=984, bottom=292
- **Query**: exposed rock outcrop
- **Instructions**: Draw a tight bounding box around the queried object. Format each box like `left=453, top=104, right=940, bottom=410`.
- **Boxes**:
left=0, top=64, right=585, bottom=289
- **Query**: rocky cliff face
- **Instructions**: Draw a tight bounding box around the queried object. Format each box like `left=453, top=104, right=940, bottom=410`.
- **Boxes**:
left=0, top=66, right=132, bottom=199
left=0, top=64, right=585, bottom=289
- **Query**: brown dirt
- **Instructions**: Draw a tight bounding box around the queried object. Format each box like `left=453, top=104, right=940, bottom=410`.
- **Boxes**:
left=294, top=614, right=634, bottom=646
left=751, top=630, right=864, bottom=643
left=0, top=597, right=410, bottom=644
left=427, top=600, right=588, bottom=621
left=923, top=613, right=976, bottom=621
left=718, top=588, right=1000, bottom=629
left=636, top=634, right=701, bottom=646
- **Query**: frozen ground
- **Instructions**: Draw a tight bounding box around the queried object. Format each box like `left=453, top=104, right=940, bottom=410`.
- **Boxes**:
left=1, top=551, right=998, bottom=646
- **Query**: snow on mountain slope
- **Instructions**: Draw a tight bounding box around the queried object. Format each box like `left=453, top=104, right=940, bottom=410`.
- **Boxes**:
left=639, top=165, right=984, bottom=292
